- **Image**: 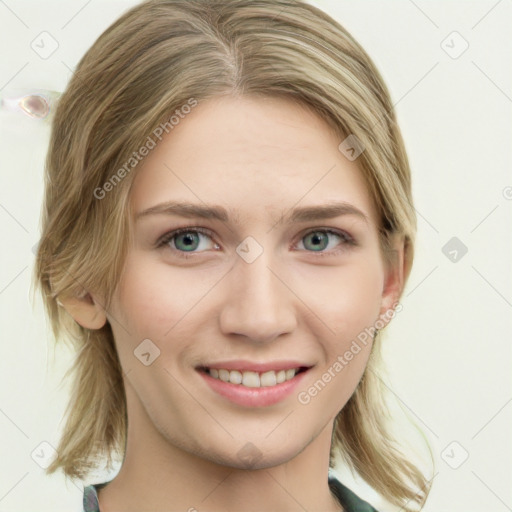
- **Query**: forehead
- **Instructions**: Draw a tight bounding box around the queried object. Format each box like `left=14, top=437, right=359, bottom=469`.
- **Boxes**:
left=130, top=95, right=377, bottom=226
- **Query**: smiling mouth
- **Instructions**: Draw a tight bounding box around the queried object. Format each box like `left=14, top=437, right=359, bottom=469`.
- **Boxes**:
left=197, top=366, right=310, bottom=388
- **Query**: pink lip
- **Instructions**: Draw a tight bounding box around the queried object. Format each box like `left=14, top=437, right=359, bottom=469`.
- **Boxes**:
left=199, top=359, right=310, bottom=373
left=197, top=367, right=311, bottom=408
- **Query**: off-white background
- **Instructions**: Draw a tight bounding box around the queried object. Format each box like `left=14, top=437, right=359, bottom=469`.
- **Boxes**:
left=0, top=1, right=511, bottom=511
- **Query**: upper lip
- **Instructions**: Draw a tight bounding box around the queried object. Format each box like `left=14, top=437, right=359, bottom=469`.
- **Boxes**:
left=197, top=360, right=313, bottom=373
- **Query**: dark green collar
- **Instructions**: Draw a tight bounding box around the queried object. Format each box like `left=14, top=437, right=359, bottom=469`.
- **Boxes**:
left=328, top=475, right=380, bottom=511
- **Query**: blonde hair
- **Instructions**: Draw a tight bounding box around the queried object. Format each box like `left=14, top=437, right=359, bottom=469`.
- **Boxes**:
left=33, top=0, right=432, bottom=508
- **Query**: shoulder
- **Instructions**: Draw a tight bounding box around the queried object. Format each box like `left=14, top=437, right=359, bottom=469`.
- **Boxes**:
left=328, top=475, right=380, bottom=512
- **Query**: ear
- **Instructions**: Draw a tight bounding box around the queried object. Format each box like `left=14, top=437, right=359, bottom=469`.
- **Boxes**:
left=57, top=290, right=107, bottom=330
left=377, top=234, right=406, bottom=328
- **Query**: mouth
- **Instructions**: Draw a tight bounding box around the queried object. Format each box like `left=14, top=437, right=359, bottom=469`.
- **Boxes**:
left=196, top=365, right=310, bottom=388
left=196, top=362, right=313, bottom=407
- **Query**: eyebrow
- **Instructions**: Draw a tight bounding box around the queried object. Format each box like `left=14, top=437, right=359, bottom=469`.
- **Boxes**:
left=135, top=200, right=369, bottom=225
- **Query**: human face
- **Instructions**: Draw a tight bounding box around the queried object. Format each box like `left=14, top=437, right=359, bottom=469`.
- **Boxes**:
left=106, top=95, right=400, bottom=470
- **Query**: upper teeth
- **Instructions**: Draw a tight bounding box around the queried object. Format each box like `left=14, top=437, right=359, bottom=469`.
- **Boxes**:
left=208, top=368, right=299, bottom=387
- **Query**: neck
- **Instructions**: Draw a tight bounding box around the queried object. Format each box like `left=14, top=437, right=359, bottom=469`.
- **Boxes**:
left=97, top=385, right=344, bottom=512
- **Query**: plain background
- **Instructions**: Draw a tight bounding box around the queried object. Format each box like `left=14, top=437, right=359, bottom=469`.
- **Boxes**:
left=0, top=1, right=511, bottom=510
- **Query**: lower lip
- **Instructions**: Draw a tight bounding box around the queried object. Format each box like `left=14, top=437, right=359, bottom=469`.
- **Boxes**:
left=197, top=369, right=310, bottom=407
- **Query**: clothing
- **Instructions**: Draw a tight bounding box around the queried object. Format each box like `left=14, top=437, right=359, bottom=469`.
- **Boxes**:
left=83, top=475, right=379, bottom=512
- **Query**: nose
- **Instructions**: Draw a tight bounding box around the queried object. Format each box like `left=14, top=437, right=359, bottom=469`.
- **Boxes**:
left=218, top=249, right=297, bottom=344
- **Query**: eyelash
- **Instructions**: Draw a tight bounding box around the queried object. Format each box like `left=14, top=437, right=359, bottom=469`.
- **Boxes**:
left=157, top=226, right=357, bottom=260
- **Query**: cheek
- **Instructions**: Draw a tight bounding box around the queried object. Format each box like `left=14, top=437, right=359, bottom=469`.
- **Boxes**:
left=297, top=260, right=383, bottom=414
left=113, top=251, right=205, bottom=338
left=341, top=262, right=383, bottom=335
left=298, top=252, right=384, bottom=343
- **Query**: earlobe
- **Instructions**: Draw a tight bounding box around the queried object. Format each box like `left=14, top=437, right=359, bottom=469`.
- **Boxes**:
left=57, top=291, right=107, bottom=330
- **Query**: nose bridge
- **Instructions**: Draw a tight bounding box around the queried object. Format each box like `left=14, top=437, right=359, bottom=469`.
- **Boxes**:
left=219, top=240, right=296, bottom=342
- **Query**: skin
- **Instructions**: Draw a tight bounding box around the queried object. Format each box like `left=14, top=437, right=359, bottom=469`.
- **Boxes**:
left=62, top=95, right=405, bottom=512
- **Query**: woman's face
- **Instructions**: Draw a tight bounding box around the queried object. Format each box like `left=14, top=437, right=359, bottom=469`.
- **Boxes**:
left=105, top=95, right=402, bottom=469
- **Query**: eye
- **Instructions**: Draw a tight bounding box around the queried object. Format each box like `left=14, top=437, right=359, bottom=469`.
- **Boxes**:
left=157, top=227, right=219, bottom=259
left=296, top=228, right=356, bottom=255
left=157, top=226, right=355, bottom=259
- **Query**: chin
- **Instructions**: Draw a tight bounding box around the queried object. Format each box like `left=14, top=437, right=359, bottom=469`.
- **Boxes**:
left=202, top=440, right=305, bottom=471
